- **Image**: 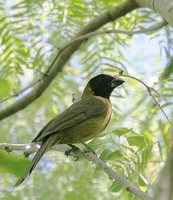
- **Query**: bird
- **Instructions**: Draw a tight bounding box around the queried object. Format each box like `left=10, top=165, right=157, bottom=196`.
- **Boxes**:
left=14, top=74, right=125, bottom=187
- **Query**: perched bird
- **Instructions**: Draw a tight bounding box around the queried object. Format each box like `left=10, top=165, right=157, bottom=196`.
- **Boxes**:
left=14, top=74, right=124, bottom=187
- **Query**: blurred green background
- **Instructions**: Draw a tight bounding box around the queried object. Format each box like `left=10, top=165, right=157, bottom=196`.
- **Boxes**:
left=0, top=0, right=173, bottom=199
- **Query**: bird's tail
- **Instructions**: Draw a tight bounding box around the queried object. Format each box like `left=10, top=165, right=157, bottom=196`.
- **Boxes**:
left=14, top=135, right=55, bottom=188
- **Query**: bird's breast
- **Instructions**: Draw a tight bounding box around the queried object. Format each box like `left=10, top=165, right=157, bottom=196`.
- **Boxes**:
left=59, top=96, right=112, bottom=144
left=94, top=96, right=112, bottom=131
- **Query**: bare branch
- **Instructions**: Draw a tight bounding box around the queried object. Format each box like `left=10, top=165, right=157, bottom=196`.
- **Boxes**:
left=0, top=0, right=139, bottom=121
left=0, top=143, right=40, bottom=154
left=0, top=142, right=151, bottom=200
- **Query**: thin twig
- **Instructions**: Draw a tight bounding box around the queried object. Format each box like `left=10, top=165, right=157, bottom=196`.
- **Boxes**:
left=119, top=72, right=173, bottom=126
left=0, top=78, right=42, bottom=104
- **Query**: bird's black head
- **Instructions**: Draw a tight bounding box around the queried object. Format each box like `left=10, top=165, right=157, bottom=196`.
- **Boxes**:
left=88, top=74, right=125, bottom=99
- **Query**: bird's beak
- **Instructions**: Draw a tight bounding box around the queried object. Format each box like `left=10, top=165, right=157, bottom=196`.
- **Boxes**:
left=111, top=77, right=125, bottom=88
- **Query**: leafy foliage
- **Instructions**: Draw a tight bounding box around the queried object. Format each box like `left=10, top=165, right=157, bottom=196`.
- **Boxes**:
left=162, top=59, right=173, bottom=80
left=0, top=0, right=173, bottom=199
left=0, top=151, right=30, bottom=177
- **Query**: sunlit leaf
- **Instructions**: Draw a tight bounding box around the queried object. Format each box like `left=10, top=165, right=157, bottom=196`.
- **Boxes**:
left=0, top=151, right=30, bottom=177
left=99, top=149, right=112, bottom=161
left=162, top=59, right=173, bottom=80
left=112, top=128, right=131, bottom=137
left=110, top=181, right=124, bottom=192
left=144, top=131, right=154, bottom=143
left=138, top=174, right=147, bottom=191
left=107, top=150, right=123, bottom=160
left=127, top=136, right=145, bottom=148
left=0, top=78, right=11, bottom=98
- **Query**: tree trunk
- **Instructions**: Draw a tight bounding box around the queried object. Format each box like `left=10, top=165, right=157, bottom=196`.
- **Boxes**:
left=136, top=0, right=173, bottom=25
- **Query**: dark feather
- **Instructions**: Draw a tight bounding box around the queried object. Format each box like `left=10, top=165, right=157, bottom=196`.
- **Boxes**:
left=14, top=135, right=57, bottom=187
left=32, top=97, right=106, bottom=142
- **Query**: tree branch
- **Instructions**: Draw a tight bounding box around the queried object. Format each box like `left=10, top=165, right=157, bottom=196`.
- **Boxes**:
left=135, top=0, right=173, bottom=26
left=153, top=145, right=173, bottom=200
left=1, top=20, right=166, bottom=108
left=55, top=21, right=167, bottom=58
left=1, top=20, right=166, bottom=107
left=82, top=150, right=151, bottom=200
left=119, top=72, right=173, bottom=126
left=0, top=0, right=139, bottom=121
left=0, top=142, right=151, bottom=200
left=0, top=143, right=40, bottom=154
left=0, top=78, right=42, bottom=104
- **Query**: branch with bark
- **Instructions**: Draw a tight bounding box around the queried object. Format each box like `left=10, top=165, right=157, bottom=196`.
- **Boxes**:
left=153, top=145, right=173, bottom=200
left=119, top=72, right=173, bottom=126
left=135, top=0, right=173, bottom=26
left=0, top=0, right=170, bottom=121
left=0, top=142, right=151, bottom=200
left=0, top=0, right=139, bottom=121
left=0, top=20, right=167, bottom=109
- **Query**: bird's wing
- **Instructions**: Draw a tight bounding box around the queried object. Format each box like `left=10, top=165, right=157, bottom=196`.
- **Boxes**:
left=32, top=97, right=106, bottom=142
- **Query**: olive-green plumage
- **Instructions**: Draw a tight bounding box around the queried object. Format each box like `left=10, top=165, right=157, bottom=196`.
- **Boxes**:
left=14, top=74, right=124, bottom=187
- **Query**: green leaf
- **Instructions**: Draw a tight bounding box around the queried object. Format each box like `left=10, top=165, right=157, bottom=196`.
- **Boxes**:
left=87, top=139, right=103, bottom=150
left=159, top=87, right=173, bottom=92
left=94, top=149, right=112, bottom=175
left=0, top=78, right=11, bottom=98
left=144, top=131, right=154, bottom=143
left=0, top=151, right=30, bottom=177
left=107, top=150, right=123, bottom=160
left=138, top=175, right=147, bottom=191
left=127, top=136, right=145, bottom=148
left=158, top=142, right=163, bottom=160
left=99, top=149, right=112, bottom=161
left=110, top=181, right=124, bottom=192
left=162, top=59, right=173, bottom=80
left=112, top=128, right=131, bottom=137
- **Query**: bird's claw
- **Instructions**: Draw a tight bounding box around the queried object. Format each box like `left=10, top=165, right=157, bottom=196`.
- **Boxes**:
left=65, top=144, right=80, bottom=157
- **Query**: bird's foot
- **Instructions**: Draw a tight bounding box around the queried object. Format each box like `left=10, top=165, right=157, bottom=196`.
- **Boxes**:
left=65, top=144, right=80, bottom=157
